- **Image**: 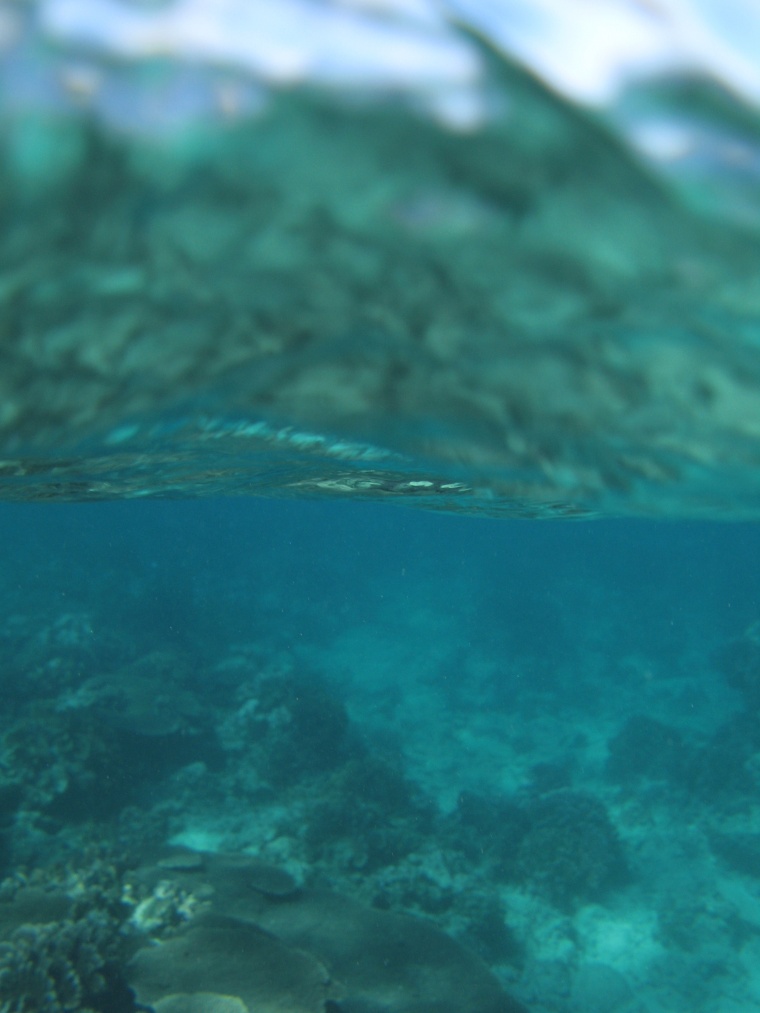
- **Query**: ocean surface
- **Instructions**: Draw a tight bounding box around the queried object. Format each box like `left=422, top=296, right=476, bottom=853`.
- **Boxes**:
left=3, top=3, right=760, bottom=1012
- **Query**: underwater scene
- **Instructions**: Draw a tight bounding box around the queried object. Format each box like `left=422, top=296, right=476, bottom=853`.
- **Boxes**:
left=2, top=503, right=760, bottom=1013
left=3, top=1, right=760, bottom=1011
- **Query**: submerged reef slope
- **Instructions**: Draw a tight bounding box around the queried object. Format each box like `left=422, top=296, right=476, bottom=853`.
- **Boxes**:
left=129, top=850, right=529, bottom=1013
left=3, top=17, right=760, bottom=516
left=0, top=851, right=528, bottom=1013
left=3, top=590, right=760, bottom=1011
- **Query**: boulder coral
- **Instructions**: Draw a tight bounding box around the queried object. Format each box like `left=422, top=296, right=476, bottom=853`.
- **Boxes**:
left=515, top=790, right=627, bottom=910
left=452, top=787, right=626, bottom=911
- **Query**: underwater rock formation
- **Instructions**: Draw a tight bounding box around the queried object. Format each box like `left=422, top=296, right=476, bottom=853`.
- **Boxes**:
left=1, top=700, right=216, bottom=828
left=0, top=639, right=226, bottom=842
left=6, top=612, right=132, bottom=705
left=1, top=712, right=126, bottom=820
left=709, top=831, right=760, bottom=879
left=0, top=785, right=22, bottom=880
left=672, top=626, right=760, bottom=805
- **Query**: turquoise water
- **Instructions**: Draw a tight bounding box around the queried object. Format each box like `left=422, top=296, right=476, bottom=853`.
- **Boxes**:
left=1, top=501, right=760, bottom=1011
left=3, top=5, right=760, bottom=1012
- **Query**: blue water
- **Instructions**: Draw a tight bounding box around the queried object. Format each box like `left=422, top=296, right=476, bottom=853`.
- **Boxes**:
left=8, top=501, right=760, bottom=669
left=2, top=500, right=760, bottom=1011
left=7, top=500, right=759, bottom=652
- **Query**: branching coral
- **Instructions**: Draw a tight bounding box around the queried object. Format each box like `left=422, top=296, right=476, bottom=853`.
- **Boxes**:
left=0, top=912, right=135, bottom=1013
left=0, top=712, right=123, bottom=822
left=0, top=859, right=139, bottom=1013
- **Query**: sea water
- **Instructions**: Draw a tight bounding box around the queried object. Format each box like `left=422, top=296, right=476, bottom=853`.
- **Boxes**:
left=2, top=4, right=760, bottom=1012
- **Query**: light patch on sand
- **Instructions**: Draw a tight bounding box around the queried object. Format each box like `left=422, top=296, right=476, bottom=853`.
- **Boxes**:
left=170, top=828, right=224, bottom=853
left=574, top=903, right=664, bottom=975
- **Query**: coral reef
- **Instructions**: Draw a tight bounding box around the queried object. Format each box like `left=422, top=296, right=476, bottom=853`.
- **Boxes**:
left=130, top=913, right=335, bottom=1013
left=606, top=715, right=689, bottom=787
left=514, top=790, right=627, bottom=910
left=5, top=613, right=133, bottom=706
left=0, top=861, right=138, bottom=1013
left=452, top=787, right=626, bottom=912
left=10, top=582, right=754, bottom=1012
left=218, top=662, right=353, bottom=788
left=1, top=712, right=124, bottom=820
left=127, top=851, right=528, bottom=1013
left=0, top=914, right=135, bottom=1013
left=0, top=642, right=224, bottom=848
left=305, top=757, right=432, bottom=872
left=679, top=627, right=760, bottom=805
